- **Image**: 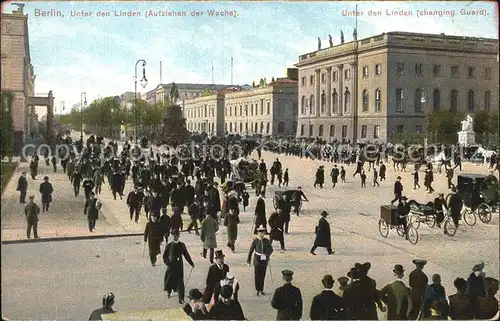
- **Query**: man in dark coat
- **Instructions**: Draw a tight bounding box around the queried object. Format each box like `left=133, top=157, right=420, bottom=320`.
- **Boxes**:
left=207, top=183, right=221, bottom=214
left=159, top=208, right=171, bottom=243
left=380, top=264, right=412, bottom=320
left=397, top=196, right=410, bottom=240
left=271, top=270, right=303, bottom=320
left=82, top=177, right=95, bottom=200
left=187, top=200, right=201, bottom=235
left=111, top=170, right=122, bottom=200
left=310, top=211, right=334, bottom=255
left=144, top=215, right=163, bottom=266
left=254, top=191, right=267, bottom=234
left=277, top=194, right=292, bottom=234
left=467, top=262, right=486, bottom=309
left=422, top=274, right=449, bottom=318
left=313, top=166, right=325, bottom=188
left=127, top=186, right=144, bottom=222
left=269, top=211, right=286, bottom=251
left=24, top=195, right=40, bottom=239
left=89, top=293, right=115, bottom=321
left=391, top=176, right=403, bottom=204
left=433, top=193, right=448, bottom=228
left=330, top=165, right=340, bottom=188
left=203, top=250, right=230, bottom=303
left=183, top=180, right=195, bottom=208
left=84, top=192, right=101, bottom=232
left=39, top=176, right=54, bottom=212
left=310, top=275, right=344, bottom=320
left=448, top=277, right=473, bottom=320
left=72, top=170, right=83, bottom=197
left=209, top=285, right=245, bottom=320
left=291, top=186, right=308, bottom=216
left=163, top=230, right=194, bottom=304
left=247, top=225, right=274, bottom=296
left=16, top=172, right=28, bottom=204
left=409, top=259, right=429, bottom=319
left=448, top=187, right=463, bottom=227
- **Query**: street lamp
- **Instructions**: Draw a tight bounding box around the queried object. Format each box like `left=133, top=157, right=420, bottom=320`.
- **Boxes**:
left=60, top=101, right=65, bottom=114
left=134, top=59, right=147, bottom=144
left=80, top=92, right=87, bottom=142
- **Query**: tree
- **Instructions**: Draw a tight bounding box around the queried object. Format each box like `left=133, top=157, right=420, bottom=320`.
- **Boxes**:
left=426, top=110, right=463, bottom=144
left=1, top=91, right=14, bottom=158
left=474, top=110, right=499, bottom=147
left=162, top=104, right=190, bottom=147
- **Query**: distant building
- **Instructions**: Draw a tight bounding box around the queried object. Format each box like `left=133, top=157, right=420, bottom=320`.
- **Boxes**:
left=143, top=83, right=231, bottom=105
left=116, top=92, right=137, bottom=110
left=295, top=31, right=499, bottom=142
left=184, top=93, right=225, bottom=136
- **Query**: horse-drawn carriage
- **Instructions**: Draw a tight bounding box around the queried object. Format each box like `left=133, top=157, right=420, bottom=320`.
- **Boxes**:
left=446, top=174, right=499, bottom=224
left=378, top=205, right=419, bottom=244
left=272, top=189, right=306, bottom=212
left=230, top=158, right=259, bottom=184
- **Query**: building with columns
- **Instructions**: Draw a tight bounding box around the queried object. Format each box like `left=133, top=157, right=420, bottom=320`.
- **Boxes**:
left=184, top=93, right=225, bottom=136
left=295, top=31, right=499, bottom=142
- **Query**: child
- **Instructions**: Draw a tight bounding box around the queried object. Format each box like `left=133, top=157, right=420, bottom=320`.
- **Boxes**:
left=340, top=166, right=346, bottom=183
left=360, top=170, right=367, bottom=188
left=283, top=168, right=289, bottom=187
left=242, top=190, right=249, bottom=211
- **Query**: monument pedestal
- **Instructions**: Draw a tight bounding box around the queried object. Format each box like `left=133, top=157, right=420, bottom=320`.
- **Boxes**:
left=458, top=131, right=476, bottom=146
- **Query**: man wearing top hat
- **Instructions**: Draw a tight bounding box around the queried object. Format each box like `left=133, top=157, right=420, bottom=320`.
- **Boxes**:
left=310, top=275, right=344, bottom=320
left=380, top=264, right=412, bottom=320
left=409, top=259, right=428, bottom=319
left=39, top=176, right=53, bottom=212
left=16, top=172, right=28, bottom=204
left=391, top=176, right=403, bottom=205
left=163, top=230, right=194, bottom=304
left=247, top=225, right=274, bottom=296
left=203, top=250, right=230, bottom=303
left=310, top=211, right=334, bottom=255
left=271, top=269, right=303, bottom=320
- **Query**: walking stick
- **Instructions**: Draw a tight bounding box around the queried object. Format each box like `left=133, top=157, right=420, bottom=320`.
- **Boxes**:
left=185, top=266, right=194, bottom=288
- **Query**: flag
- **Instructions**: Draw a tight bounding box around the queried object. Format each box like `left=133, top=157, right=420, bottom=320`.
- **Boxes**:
left=353, top=28, right=357, bottom=41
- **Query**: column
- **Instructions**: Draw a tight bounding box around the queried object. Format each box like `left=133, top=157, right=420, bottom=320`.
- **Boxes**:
left=350, top=62, right=358, bottom=142
left=326, top=67, right=332, bottom=116
left=337, top=64, right=344, bottom=116
left=315, top=69, right=321, bottom=116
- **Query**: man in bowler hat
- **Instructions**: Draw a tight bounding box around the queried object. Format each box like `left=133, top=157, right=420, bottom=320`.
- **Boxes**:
left=271, top=270, right=302, bottom=320
left=310, top=275, right=344, bottom=320
left=380, top=264, right=412, bottom=320
left=310, top=211, right=334, bottom=255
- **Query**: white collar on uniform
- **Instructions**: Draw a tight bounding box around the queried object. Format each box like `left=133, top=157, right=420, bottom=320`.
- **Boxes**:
left=323, top=288, right=334, bottom=292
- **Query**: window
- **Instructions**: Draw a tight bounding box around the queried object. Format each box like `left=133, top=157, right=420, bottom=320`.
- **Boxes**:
left=375, top=64, right=382, bottom=75
left=485, top=91, right=491, bottom=112
left=250, top=104, right=254, bottom=116
left=332, top=90, right=338, bottom=113
left=396, top=125, right=404, bottom=133
left=416, top=125, right=423, bottom=133
left=329, top=125, right=335, bottom=137
left=300, top=125, right=305, bottom=136
left=451, top=66, right=459, bottom=78
left=309, top=95, right=315, bottom=113
left=468, top=90, right=475, bottom=112
left=332, top=72, right=338, bottom=82
left=239, top=105, right=242, bottom=116
left=415, top=88, right=422, bottom=113
left=450, top=89, right=458, bottom=112
left=266, top=101, right=270, bottom=114
left=245, top=122, right=248, bottom=132
left=342, top=125, right=347, bottom=138
left=301, top=77, right=307, bottom=86
left=310, top=75, right=315, bottom=85
left=468, top=67, right=475, bottom=78
left=484, top=67, right=492, bottom=79
left=344, top=69, right=350, bottom=80
left=245, top=104, right=248, bottom=116
left=277, top=121, right=285, bottom=133
left=396, top=62, right=404, bottom=75
left=229, top=106, right=232, bottom=116
left=344, top=88, right=351, bottom=113
left=301, top=96, right=306, bottom=114
left=415, top=64, right=423, bottom=76
left=433, top=65, right=441, bottom=77
left=374, top=125, right=380, bottom=139
left=309, top=125, right=313, bottom=137
left=240, top=122, right=243, bottom=133
left=254, top=123, right=258, bottom=132
left=361, top=125, right=367, bottom=138
left=362, top=66, right=368, bottom=77
left=260, top=121, right=264, bottom=133
left=362, top=90, right=369, bottom=112
left=396, top=88, right=404, bottom=112
left=320, top=91, right=326, bottom=113
left=433, top=89, right=440, bottom=111
left=229, top=123, right=233, bottom=132
left=266, top=122, right=270, bottom=134
left=260, top=103, right=264, bottom=115
left=375, top=89, right=381, bottom=112
left=321, top=73, right=326, bottom=83
left=319, top=125, right=324, bottom=137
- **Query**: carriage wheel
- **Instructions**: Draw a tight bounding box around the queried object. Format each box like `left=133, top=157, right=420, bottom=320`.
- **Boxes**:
left=272, top=196, right=279, bottom=210
left=444, top=219, right=457, bottom=236
left=378, top=219, right=389, bottom=238
left=407, top=226, right=419, bottom=245
left=409, top=214, right=421, bottom=230
left=426, top=214, right=436, bottom=228
left=396, top=224, right=405, bottom=236
left=477, top=203, right=492, bottom=224
left=463, top=209, right=476, bottom=226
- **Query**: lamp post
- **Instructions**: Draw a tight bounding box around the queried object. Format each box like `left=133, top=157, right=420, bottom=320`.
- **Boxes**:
left=80, top=92, right=87, bottom=142
left=421, top=88, right=427, bottom=145
left=134, top=59, right=148, bottom=144
left=60, top=101, right=65, bottom=114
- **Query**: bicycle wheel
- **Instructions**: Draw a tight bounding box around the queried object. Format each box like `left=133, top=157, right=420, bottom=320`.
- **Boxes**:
left=476, top=203, right=492, bottom=224
left=407, top=226, right=419, bottom=245
left=409, top=214, right=421, bottom=230
left=445, top=193, right=452, bottom=204
left=463, top=209, right=476, bottom=226
left=396, top=224, right=405, bottom=236
left=378, top=219, right=389, bottom=238
left=426, top=214, right=436, bottom=228
left=444, top=219, right=457, bottom=236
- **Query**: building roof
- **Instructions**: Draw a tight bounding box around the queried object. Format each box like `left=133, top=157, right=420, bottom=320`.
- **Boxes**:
left=157, top=83, right=231, bottom=90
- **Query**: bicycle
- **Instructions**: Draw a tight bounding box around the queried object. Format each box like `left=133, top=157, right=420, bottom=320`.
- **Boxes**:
left=442, top=208, right=458, bottom=237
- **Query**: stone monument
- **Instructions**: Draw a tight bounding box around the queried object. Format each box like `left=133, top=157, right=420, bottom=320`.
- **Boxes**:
left=457, top=114, right=476, bottom=146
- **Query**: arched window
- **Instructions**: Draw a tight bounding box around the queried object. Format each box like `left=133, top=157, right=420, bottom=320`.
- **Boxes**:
left=344, top=88, right=351, bottom=113
left=415, top=88, right=422, bottom=112
left=362, top=89, right=369, bottom=111
left=450, top=89, right=458, bottom=112
left=320, top=91, right=326, bottom=113
left=484, top=91, right=491, bottom=112
left=433, top=89, right=440, bottom=111
left=266, top=122, right=270, bottom=134
left=277, top=121, right=285, bottom=133
left=239, top=105, right=242, bottom=116
left=375, top=88, right=381, bottom=112
left=309, top=95, right=315, bottom=114
left=301, top=96, right=306, bottom=114
left=468, top=90, right=475, bottom=112
left=332, top=90, right=338, bottom=113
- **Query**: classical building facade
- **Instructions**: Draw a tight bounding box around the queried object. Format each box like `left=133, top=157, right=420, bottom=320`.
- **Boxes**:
left=224, top=79, right=298, bottom=136
left=295, top=32, right=499, bottom=142
left=143, top=83, right=230, bottom=105
left=184, top=93, right=225, bottom=136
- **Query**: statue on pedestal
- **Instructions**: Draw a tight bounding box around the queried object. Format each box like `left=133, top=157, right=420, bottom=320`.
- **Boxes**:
left=460, top=114, right=474, bottom=132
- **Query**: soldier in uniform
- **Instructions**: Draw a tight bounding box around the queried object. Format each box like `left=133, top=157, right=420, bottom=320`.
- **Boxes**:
left=39, top=176, right=54, bottom=212
left=203, top=250, right=230, bottom=303
left=310, top=274, right=344, bottom=320
left=144, top=215, right=163, bottom=266
left=409, top=259, right=429, bottom=319
left=310, top=211, right=334, bottom=255
left=247, top=225, right=274, bottom=296
left=24, top=195, right=40, bottom=239
left=163, top=230, right=195, bottom=304
left=271, top=270, right=303, bottom=320
left=16, top=172, right=28, bottom=204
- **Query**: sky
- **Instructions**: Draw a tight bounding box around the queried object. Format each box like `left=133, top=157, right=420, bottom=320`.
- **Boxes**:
left=2, top=1, right=498, bottom=117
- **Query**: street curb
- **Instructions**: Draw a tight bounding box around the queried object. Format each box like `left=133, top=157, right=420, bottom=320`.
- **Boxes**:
left=1, top=232, right=143, bottom=245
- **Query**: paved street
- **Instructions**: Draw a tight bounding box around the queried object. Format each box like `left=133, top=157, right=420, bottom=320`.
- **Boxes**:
left=1, top=139, right=498, bottom=319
